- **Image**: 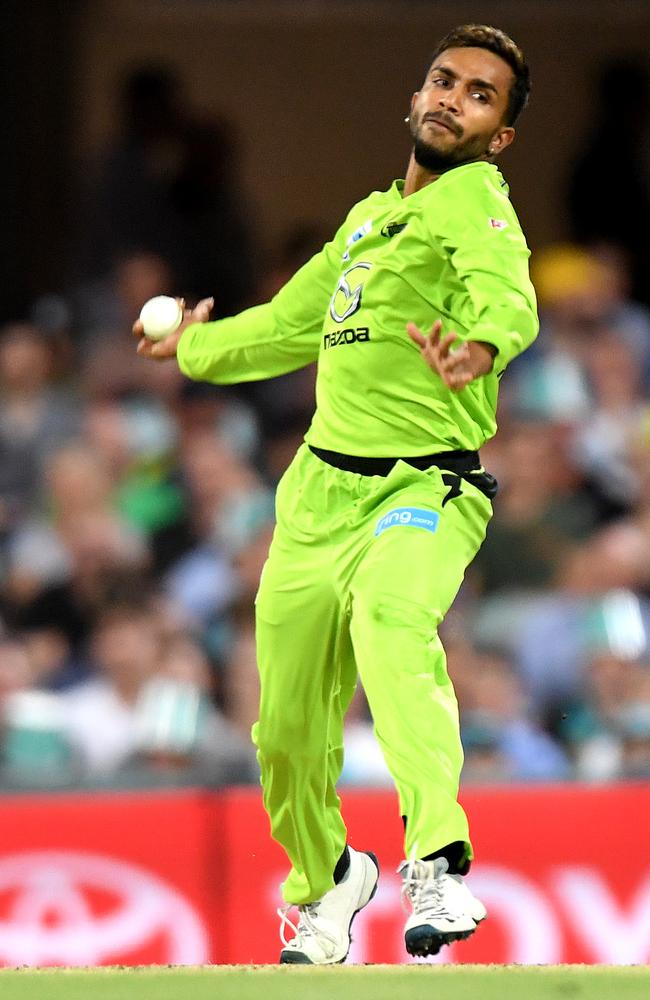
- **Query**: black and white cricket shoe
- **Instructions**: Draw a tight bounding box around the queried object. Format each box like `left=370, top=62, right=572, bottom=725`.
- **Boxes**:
left=278, top=847, right=379, bottom=964
left=399, top=857, right=486, bottom=957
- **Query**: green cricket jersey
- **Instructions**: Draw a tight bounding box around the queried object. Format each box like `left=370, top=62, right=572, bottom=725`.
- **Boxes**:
left=177, top=161, right=538, bottom=455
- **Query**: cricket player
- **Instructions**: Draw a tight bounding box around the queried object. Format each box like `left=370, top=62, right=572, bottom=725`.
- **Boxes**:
left=134, top=24, right=537, bottom=964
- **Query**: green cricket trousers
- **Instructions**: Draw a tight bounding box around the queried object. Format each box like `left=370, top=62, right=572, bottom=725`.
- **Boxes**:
left=252, top=443, right=493, bottom=904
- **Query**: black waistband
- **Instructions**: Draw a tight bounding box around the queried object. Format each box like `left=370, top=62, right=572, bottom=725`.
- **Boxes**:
left=308, top=445, right=481, bottom=477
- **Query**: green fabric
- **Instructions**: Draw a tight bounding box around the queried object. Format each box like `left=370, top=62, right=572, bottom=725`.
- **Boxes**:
left=177, top=161, right=537, bottom=456
left=252, top=445, right=492, bottom=904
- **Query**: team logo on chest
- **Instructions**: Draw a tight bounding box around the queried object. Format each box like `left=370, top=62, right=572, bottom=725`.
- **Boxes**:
left=329, top=262, right=372, bottom=323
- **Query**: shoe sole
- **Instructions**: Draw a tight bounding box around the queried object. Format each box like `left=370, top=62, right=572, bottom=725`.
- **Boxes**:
left=280, top=851, right=380, bottom=966
left=279, top=950, right=315, bottom=965
left=405, top=916, right=484, bottom=958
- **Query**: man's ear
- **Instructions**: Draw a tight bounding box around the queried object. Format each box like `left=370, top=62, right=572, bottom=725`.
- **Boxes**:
left=490, top=125, right=516, bottom=155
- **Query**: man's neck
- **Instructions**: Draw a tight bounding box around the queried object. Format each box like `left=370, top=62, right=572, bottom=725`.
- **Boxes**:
left=402, top=152, right=490, bottom=197
left=402, top=154, right=443, bottom=197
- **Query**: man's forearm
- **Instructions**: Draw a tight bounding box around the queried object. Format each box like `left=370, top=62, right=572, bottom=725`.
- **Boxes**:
left=177, top=303, right=320, bottom=385
left=468, top=340, right=497, bottom=378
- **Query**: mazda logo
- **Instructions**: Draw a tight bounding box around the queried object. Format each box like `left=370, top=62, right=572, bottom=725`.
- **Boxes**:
left=329, top=262, right=372, bottom=323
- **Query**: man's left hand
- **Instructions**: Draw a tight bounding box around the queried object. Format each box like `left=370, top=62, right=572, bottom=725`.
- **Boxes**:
left=407, top=320, right=495, bottom=392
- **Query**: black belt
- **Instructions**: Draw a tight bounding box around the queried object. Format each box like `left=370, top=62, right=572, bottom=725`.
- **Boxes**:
left=308, top=445, right=498, bottom=499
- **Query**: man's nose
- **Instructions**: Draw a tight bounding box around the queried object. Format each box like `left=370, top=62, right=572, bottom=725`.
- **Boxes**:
left=438, top=89, right=460, bottom=114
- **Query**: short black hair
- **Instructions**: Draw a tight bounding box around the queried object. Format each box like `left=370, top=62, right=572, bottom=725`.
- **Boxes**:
left=430, top=24, right=531, bottom=126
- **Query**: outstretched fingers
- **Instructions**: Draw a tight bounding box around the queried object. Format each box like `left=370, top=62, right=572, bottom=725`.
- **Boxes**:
left=407, top=318, right=473, bottom=391
left=407, top=319, right=443, bottom=349
left=436, top=330, right=460, bottom=357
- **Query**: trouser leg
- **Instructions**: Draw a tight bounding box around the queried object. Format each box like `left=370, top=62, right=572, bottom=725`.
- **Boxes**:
left=323, top=622, right=358, bottom=859
left=349, top=469, right=491, bottom=864
left=253, top=531, right=356, bottom=905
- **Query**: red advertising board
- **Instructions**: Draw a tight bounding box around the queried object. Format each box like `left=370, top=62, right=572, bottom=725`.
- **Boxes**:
left=0, top=790, right=225, bottom=966
left=0, top=784, right=647, bottom=966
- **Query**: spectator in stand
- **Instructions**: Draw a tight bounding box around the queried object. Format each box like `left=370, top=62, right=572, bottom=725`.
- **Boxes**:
left=509, top=245, right=650, bottom=428
left=587, top=244, right=650, bottom=384
left=58, top=601, right=257, bottom=786
left=73, top=249, right=187, bottom=413
left=0, top=640, right=37, bottom=703
left=73, top=249, right=177, bottom=354
left=83, top=397, right=184, bottom=542
left=76, top=65, right=254, bottom=312
left=471, top=419, right=598, bottom=600
left=567, top=58, right=650, bottom=306
left=0, top=323, right=80, bottom=541
left=449, top=645, right=569, bottom=783
left=571, top=330, right=650, bottom=514
left=2, top=440, right=149, bottom=677
left=560, top=647, right=650, bottom=782
left=0, top=638, right=75, bottom=789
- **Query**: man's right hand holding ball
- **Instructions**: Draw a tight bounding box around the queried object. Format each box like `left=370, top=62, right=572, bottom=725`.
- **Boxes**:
left=133, top=296, right=214, bottom=361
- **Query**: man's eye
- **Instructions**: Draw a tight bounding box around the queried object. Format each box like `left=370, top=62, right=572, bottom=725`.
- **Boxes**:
left=432, top=77, right=450, bottom=87
left=472, top=92, right=488, bottom=102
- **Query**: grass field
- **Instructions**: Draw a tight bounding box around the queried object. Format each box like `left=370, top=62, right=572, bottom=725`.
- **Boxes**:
left=0, top=965, right=649, bottom=1000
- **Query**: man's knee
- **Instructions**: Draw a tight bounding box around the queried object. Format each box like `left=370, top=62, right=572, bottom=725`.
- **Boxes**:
left=253, top=716, right=323, bottom=767
left=354, top=590, right=442, bottom=634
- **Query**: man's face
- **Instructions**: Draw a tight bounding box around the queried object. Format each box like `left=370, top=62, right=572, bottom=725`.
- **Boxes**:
left=409, top=46, right=515, bottom=172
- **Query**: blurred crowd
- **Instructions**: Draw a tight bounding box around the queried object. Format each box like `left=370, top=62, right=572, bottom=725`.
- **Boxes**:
left=1, top=61, right=650, bottom=792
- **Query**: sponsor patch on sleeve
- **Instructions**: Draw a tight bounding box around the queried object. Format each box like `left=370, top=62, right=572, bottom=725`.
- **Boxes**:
left=374, top=507, right=440, bottom=537
left=342, top=219, right=373, bottom=261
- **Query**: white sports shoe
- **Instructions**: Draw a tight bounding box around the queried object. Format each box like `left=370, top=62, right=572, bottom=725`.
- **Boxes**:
left=399, top=857, right=487, bottom=957
left=278, top=847, right=379, bottom=964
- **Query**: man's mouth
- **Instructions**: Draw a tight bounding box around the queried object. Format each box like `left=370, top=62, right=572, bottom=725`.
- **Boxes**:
left=422, top=114, right=461, bottom=137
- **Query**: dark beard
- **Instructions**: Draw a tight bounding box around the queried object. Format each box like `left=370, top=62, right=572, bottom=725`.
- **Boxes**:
left=412, top=135, right=465, bottom=173
left=411, top=117, right=489, bottom=173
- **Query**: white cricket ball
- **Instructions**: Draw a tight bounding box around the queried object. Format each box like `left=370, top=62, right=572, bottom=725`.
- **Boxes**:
left=139, top=296, right=184, bottom=341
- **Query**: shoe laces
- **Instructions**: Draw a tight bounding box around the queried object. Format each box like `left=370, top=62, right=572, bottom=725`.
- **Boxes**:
left=277, top=902, right=339, bottom=957
left=399, top=857, right=453, bottom=919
